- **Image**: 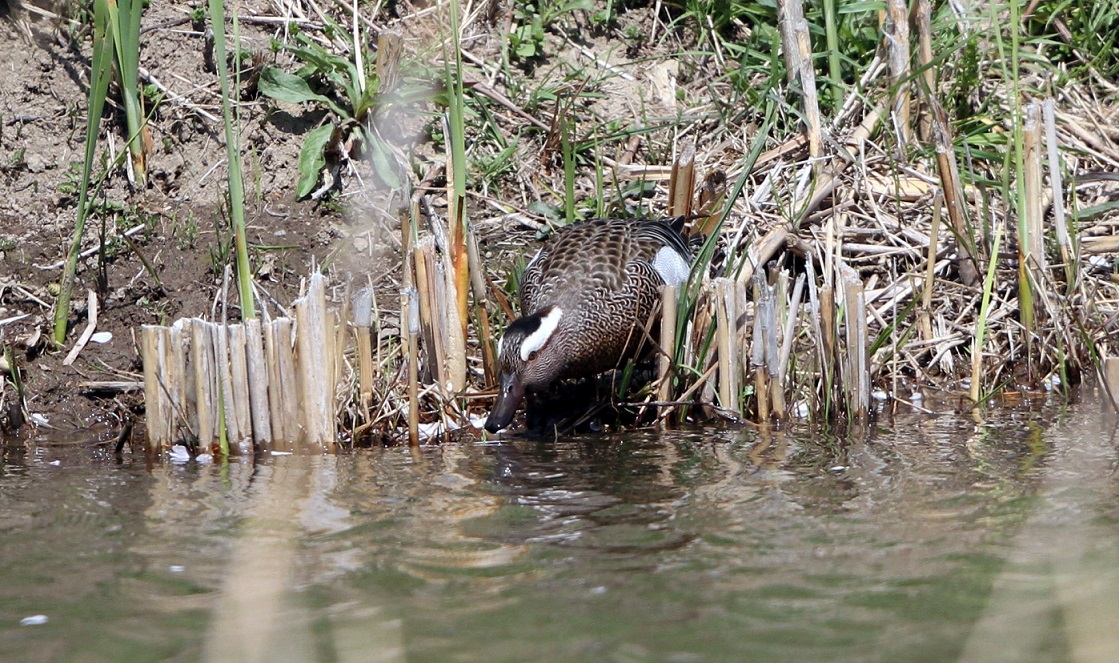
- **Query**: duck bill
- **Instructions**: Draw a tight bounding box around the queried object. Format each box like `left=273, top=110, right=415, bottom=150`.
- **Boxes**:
left=485, top=371, right=525, bottom=433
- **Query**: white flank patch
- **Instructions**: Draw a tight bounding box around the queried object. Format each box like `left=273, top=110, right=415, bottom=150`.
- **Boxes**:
left=496, top=334, right=504, bottom=358
left=653, top=245, right=691, bottom=287
left=520, top=307, right=563, bottom=361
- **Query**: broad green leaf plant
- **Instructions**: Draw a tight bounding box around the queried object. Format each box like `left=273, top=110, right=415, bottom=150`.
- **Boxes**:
left=258, top=21, right=412, bottom=198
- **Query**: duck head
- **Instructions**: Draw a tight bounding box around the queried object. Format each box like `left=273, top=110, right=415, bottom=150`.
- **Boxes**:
left=484, top=305, right=566, bottom=433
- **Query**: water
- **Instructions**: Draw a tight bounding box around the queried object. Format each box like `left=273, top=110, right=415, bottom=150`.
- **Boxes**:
left=2, top=402, right=1119, bottom=663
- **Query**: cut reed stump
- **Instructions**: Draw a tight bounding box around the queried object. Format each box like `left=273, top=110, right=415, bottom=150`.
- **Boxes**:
left=141, top=273, right=340, bottom=453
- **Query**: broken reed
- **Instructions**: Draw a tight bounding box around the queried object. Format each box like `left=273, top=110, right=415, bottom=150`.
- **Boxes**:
left=142, top=273, right=337, bottom=453
left=652, top=249, right=869, bottom=426
left=645, top=83, right=1086, bottom=422
left=141, top=223, right=490, bottom=452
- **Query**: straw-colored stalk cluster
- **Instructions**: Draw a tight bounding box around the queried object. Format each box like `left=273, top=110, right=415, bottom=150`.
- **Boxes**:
left=142, top=274, right=364, bottom=454
left=718, top=0, right=1098, bottom=411
left=637, top=239, right=870, bottom=426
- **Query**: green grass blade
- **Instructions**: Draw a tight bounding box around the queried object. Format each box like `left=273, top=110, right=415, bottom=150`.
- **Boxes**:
left=822, top=0, right=842, bottom=113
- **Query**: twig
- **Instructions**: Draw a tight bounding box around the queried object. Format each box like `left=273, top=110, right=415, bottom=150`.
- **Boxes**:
left=63, top=290, right=98, bottom=366
left=139, top=66, right=221, bottom=123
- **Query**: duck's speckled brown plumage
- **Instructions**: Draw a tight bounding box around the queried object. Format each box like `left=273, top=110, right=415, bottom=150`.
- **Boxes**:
left=520, top=217, right=690, bottom=377
left=485, top=217, right=695, bottom=433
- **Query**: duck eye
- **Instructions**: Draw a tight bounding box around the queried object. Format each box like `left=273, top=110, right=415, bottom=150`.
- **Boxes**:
left=527, top=351, right=538, bottom=361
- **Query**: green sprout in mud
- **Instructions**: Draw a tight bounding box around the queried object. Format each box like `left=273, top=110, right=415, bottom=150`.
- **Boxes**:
left=257, top=21, right=427, bottom=199
left=508, top=0, right=592, bottom=61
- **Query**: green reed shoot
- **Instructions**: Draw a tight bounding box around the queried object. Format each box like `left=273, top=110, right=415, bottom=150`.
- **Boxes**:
left=971, top=222, right=1003, bottom=403
left=561, top=116, right=576, bottom=225
left=207, top=2, right=255, bottom=319
left=53, top=0, right=114, bottom=345
left=821, top=0, right=841, bottom=113
left=445, top=0, right=471, bottom=390
left=445, top=0, right=468, bottom=225
left=106, top=0, right=147, bottom=187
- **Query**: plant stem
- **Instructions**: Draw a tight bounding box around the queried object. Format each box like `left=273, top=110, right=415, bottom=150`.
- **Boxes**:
left=208, top=2, right=255, bottom=319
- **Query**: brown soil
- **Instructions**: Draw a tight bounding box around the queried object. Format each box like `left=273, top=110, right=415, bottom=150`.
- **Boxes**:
left=0, top=3, right=349, bottom=442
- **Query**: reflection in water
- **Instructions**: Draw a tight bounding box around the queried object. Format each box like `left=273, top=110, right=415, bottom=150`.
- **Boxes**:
left=1, top=399, right=1118, bottom=662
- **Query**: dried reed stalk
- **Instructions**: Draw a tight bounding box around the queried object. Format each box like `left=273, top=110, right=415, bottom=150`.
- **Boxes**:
left=776, top=274, right=805, bottom=416
left=764, top=276, right=784, bottom=419
left=352, top=287, right=374, bottom=411
left=228, top=323, right=253, bottom=449
left=778, top=0, right=821, bottom=159
left=668, top=140, right=696, bottom=218
left=840, top=265, right=868, bottom=418
left=244, top=319, right=272, bottom=445
left=914, top=0, right=935, bottom=142
left=1022, top=103, right=1046, bottom=275
left=413, top=239, right=443, bottom=385
left=444, top=239, right=468, bottom=392
left=1103, top=357, right=1119, bottom=413
left=1020, top=102, right=1045, bottom=366
left=191, top=320, right=217, bottom=450
left=272, top=318, right=299, bottom=446
left=403, top=287, right=420, bottom=446
left=919, top=193, right=942, bottom=342
left=927, top=95, right=981, bottom=287
left=141, top=326, right=168, bottom=447
left=1043, top=99, right=1074, bottom=288
left=467, top=230, right=496, bottom=386
left=751, top=273, right=770, bottom=421
left=805, top=260, right=830, bottom=415
left=885, top=0, right=911, bottom=149
left=374, top=30, right=403, bottom=94
left=214, top=319, right=239, bottom=448
left=263, top=319, right=282, bottom=444
left=819, top=284, right=837, bottom=411
left=714, top=278, right=739, bottom=415
left=169, top=322, right=190, bottom=442
left=294, top=273, right=334, bottom=451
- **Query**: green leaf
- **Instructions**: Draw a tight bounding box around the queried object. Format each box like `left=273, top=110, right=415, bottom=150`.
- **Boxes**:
left=55, top=0, right=115, bottom=344
left=259, top=65, right=329, bottom=104
left=258, top=66, right=347, bottom=117
left=368, top=134, right=400, bottom=189
left=296, top=123, right=335, bottom=199
left=516, top=42, right=536, bottom=58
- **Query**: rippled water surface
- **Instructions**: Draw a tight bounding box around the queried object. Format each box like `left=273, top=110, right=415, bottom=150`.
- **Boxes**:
left=3, top=403, right=1119, bottom=662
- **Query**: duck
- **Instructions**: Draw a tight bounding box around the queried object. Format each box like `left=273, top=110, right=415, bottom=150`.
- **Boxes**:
left=484, top=217, right=697, bottom=433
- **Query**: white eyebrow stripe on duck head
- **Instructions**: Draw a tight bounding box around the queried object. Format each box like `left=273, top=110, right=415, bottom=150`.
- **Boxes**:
left=520, top=306, right=563, bottom=361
